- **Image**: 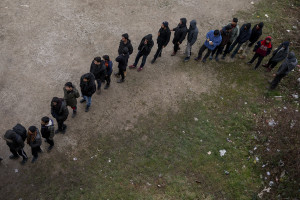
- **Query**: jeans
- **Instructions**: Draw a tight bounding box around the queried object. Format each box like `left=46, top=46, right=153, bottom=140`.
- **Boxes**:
left=83, top=96, right=92, bottom=107
left=185, top=42, right=193, bottom=57
left=10, top=148, right=28, bottom=160
left=249, top=53, right=264, bottom=69
left=197, top=44, right=212, bottom=60
left=153, top=45, right=163, bottom=60
left=270, top=74, right=286, bottom=89
left=229, top=40, right=243, bottom=58
left=133, top=51, right=148, bottom=68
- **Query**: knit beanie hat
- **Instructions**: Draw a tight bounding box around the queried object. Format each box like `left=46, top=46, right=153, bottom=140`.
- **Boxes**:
left=122, top=33, right=129, bottom=40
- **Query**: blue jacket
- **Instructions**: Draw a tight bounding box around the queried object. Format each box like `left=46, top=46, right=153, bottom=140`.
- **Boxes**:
left=204, top=30, right=222, bottom=50
left=105, top=60, right=113, bottom=76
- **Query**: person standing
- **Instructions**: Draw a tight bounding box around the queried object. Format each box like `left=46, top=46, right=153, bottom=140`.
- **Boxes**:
left=4, top=130, right=28, bottom=164
left=240, top=22, right=264, bottom=59
left=171, top=18, right=188, bottom=56
left=194, top=30, right=222, bottom=63
left=228, top=23, right=252, bottom=59
left=64, top=82, right=80, bottom=118
left=51, top=97, right=69, bottom=133
left=118, top=33, right=133, bottom=56
left=129, top=34, right=154, bottom=71
left=41, top=116, right=55, bottom=151
left=27, top=126, right=42, bottom=163
left=222, top=18, right=239, bottom=59
left=263, top=41, right=289, bottom=71
left=90, top=57, right=106, bottom=93
left=102, top=55, right=113, bottom=89
left=247, top=36, right=272, bottom=69
left=151, top=21, right=171, bottom=64
left=269, top=52, right=298, bottom=89
left=210, top=25, right=232, bottom=61
left=115, top=47, right=129, bottom=83
left=80, top=73, right=96, bottom=112
left=184, top=20, right=199, bottom=62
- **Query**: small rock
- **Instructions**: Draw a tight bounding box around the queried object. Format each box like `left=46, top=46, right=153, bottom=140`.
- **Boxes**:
left=14, top=169, right=19, bottom=173
left=224, top=170, right=230, bottom=175
left=108, top=158, right=111, bottom=163
left=207, top=151, right=211, bottom=155
left=219, top=149, right=226, bottom=157
left=286, top=30, right=291, bottom=32
left=265, top=14, right=269, bottom=18
left=194, top=117, right=198, bottom=121
left=73, top=157, right=77, bottom=161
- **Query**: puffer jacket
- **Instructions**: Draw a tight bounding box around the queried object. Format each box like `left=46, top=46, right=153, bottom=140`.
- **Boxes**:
left=118, top=39, right=133, bottom=55
left=172, top=18, right=188, bottom=44
left=270, top=42, right=289, bottom=63
left=80, top=73, right=96, bottom=97
left=27, top=129, right=42, bottom=148
left=4, top=130, right=24, bottom=150
left=63, top=86, right=80, bottom=107
left=51, top=99, right=69, bottom=121
left=90, top=61, right=106, bottom=81
left=41, top=119, right=55, bottom=140
left=138, top=34, right=154, bottom=56
left=157, top=27, right=171, bottom=47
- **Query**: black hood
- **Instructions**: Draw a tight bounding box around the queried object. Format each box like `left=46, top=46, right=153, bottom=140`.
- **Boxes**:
left=145, top=34, right=152, bottom=41
left=180, top=18, right=187, bottom=27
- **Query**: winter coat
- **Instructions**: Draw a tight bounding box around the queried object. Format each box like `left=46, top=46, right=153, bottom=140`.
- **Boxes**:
left=236, top=24, right=251, bottom=44
left=80, top=73, right=96, bottom=97
left=27, top=129, right=42, bottom=148
left=172, top=18, right=188, bottom=44
left=270, top=43, right=289, bottom=63
left=249, top=24, right=263, bottom=43
left=104, top=60, right=113, bottom=76
left=227, top=23, right=240, bottom=43
left=63, top=86, right=80, bottom=107
left=4, top=130, right=24, bottom=150
left=118, top=39, right=133, bottom=55
left=187, top=20, right=198, bottom=45
left=277, top=52, right=298, bottom=75
left=51, top=99, right=69, bottom=121
left=220, top=27, right=232, bottom=47
left=41, top=119, right=55, bottom=140
left=253, top=37, right=272, bottom=57
left=90, top=61, right=106, bottom=81
left=157, top=27, right=171, bottom=47
left=138, top=34, right=154, bottom=56
left=116, top=54, right=129, bottom=70
left=204, top=30, right=222, bottom=50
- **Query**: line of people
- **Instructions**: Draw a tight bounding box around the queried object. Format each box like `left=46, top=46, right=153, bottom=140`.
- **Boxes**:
left=2, top=17, right=298, bottom=165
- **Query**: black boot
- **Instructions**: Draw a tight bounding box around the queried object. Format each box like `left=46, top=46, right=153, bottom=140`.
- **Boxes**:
left=72, top=110, right=77, bottom=118
left=85, top=106, right=90, bottom=112
left=80, top=99, right=86, bottom=103
left=31, top=156, right=38, bottom=163
left=21, top=158, right=28, bottom=165
left=9, top=155, right=19, bottom=159
left=104, top=84, right=109, bottom=89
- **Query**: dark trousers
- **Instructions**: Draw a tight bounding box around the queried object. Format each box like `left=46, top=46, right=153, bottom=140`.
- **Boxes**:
left=10, top=148, right=28, bottom=159
left=56, top=119, right=66, bottom=131
left=270, top=74, right=286, bottom=89
left=45, top=138, right=54, bottom=146
left=153, top=45, right=163, bottom=60
left=105, top=75, right=111, bottom=85
left=266, top=59, right=279, bottom=69
left=228, top=40, right=243, bottom=58
left=249, top=53, right=265, bottom=69
left=223, top=41, right=232, bottom=57
left=197, top=44, right=212, bottom=60
left=118, top=68, right=125, bottom=80
left=31, top=146, right=42, bottom=158
left=174, top=43, right=180, bottom=53
left=133, top=51, right=148, bottom=68
left=211, top=45, right=224, bottom=58
left=96, top=79, right=102, bottom=89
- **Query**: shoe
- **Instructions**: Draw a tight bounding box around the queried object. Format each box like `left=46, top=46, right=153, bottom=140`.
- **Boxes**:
left=0, top=157, right=3, bottom=161
left=171, top=52, right=176, bottom=56
left=9, top=155, right=19, bottom=159
left=159, top=54, right=162, bottom=57
left=38, top=149, right=43, bottom=153
left=72, top=111, right=77, bottom=118
left=215, top=57, right=219, bottom=62
left=151, top=59, right=155, bottom=64
left=31, top=156, right=38, bottom=163
left=178, top=47, right=181, bottom=50
left=266, top=68, right=272, bottom=72
left=80, top=99, right=86, bottom=103
left=104, top=84, right=109, bottom=89
left=61, top=124, right=67, bottom=133
left=114, top=72, right=120, bottom=78
left=21, top=158, right=28, bottom=165
left=47, top=145, right=54, bottom=151
left=238, top=49, right=243, bottom=54
left=137, top=67, right=143, bottom=72
left=194, top=57, right=201, bottom=61
left=97, top=88, right=101, bottom=95
left=230, top=54, right=235, bottom=59
left=247, top=62, right=252, bottom=65
left=221, top=56, right=225, bottom=60
left=184, top=57, right=190, bottom=62
left=202, top=59, right=206, bottom=63
left=44, top=139, right=47, bottom=142
left=129, top=65, right=136, bottom=69
left=262, top=64, right=268, bottom=68
left=209, top=55, right=213, bottom=60
left=55, top=129, right=61, bottom=134
left=239, top=55, right=246, bottom=59
left=85, top=106, right=90, bottom=112
left=117, top=79, right=124, bottom=83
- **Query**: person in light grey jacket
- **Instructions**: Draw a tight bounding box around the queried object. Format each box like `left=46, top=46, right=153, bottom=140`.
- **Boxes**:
left=27, top=126, right=42, bottom=163
left=184, top=20, right=199, bottom=61
left=263, top=41, right=289, bottom=71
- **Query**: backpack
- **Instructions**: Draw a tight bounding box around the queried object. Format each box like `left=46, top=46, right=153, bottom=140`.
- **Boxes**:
left=12, top=124, right=27, bottom=141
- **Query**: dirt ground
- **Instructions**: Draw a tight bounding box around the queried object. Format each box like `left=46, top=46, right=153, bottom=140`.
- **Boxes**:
left=0, top=0, right=256, bottom=198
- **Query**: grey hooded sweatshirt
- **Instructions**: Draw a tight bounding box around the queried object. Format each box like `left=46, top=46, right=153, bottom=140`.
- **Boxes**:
left=187, top=20, right=199, bottom=45
left=276, top=52, right=298, bottom=75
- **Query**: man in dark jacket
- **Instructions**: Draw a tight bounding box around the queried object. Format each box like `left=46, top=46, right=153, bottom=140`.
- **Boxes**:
left=171, top=18, right=188, bottom=56
left=184, top=20, right=199, bottom=62
left=129, top=34, right=154, bottom=71
left=64, top=82, right=80, bottom=118
left=80, top=73, right=96, bottom=112
left=41, top=116, right=55, bottom=151
left=151, top=21, right=171, bottom=64
left=115, top=47, right=129, bottom=83
left=118, top=33, right=133, bottom=56
left=228, top=23, right=252, bottom=59
left=210, top=25, right=232, bottom=61
left=222, top=18, right=239, bottom=59
left=102, top=55, right=113, bottom=89
left=240, top=22, right=264, bottom=58
left=51, top=97, right=69, bottom=133
left=4, top=130, right=28, bottom=164
left=27, top=126, right=42, bottom=163
left=263, top=41, right=289, bottom=71
left=90, top=57, right=106, bottom=93
left=269, top=52, right=298, bottom=89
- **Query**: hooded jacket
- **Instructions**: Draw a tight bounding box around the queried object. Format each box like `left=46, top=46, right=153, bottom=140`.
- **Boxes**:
left=157, top=26, right=171, bottom=47
left=80, top=73, right=96, bottom=97
left=90, top=60, right=106, bottom=81
left=63, top=86, right=80, bottom=107
left=227, top=23, right=240, bottom=43
left=41, top=119, right=55, bottom=140
left=118, top=36, right=133, bottom=55
left=220, top=26, right=232, bottom=47
left=51, top=98, right=69, bottom=121
left=172, top=18, right=188, bottom=44
left=204, top=30, right=222, bottom=50
left=254, top=36, right=272, bottom=57
left=187, top=20, right=199, bottom=45
left=236, top=23, right=252, bottom=43
left=249, top=23, right=263, bottom=43
left=277, top=52, right=298, bottom=75
left=4, top=130, right=24, bottom=150
left=138, top=34, right=154, bottom=56
left=27, top=129, right=42, bottom=148
left=270, top=42, right=289, bottom=62
left=116, top=53, right=129, bottom=70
